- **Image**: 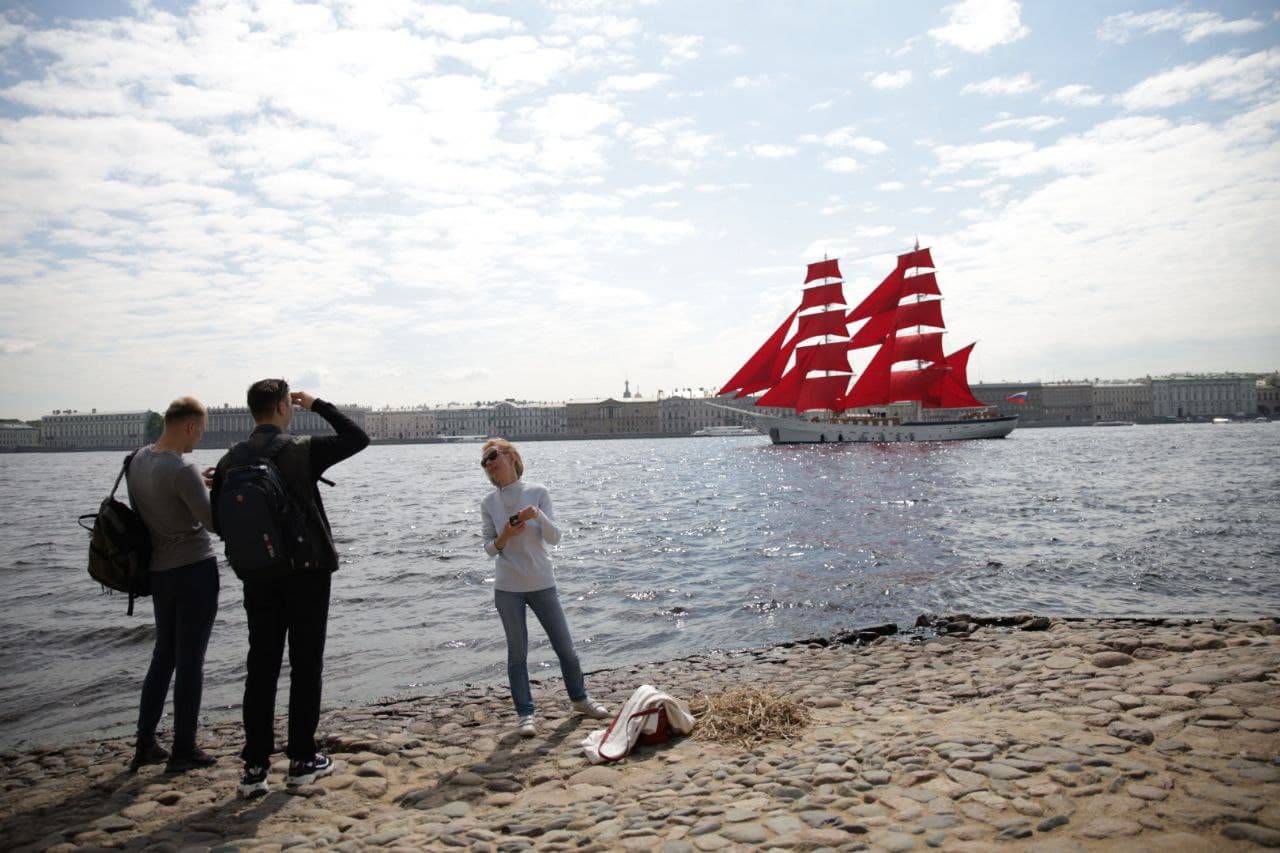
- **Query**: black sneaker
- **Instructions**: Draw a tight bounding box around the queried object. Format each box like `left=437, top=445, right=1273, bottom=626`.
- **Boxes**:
left=239, top=764, right=269, bottom=799
left=165, top=748, right=217, bottom=773
left=128, top=741, right=169, bottom=772
left=286, top=754, right=334, bottom=787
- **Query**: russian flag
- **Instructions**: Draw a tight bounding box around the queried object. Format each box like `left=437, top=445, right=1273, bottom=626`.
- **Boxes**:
left=1006, top=391, right=1029, bottom=404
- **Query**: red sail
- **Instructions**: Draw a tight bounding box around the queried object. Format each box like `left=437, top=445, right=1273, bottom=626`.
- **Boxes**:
left=799, top=281, right=846, bottom=311
left=756, top=346, right=816, bottom=408
left=924, top=343, right=987, bottom=409
left=848, top=299, right=945, bottom=349
left=844, top=337, right=897, bottom=407
left=847, top=267, right=903, bottom=322
left=795, top=308, right=849, bottom=342
left=796, top=374, right=851, bottom=412
left=902, top=271, right=941, bottom=300
left=897, top=247, right=934, bottom=271
left=888, top=366, right=949, bottom=402
left=890, top=331, right=945, bottom=365
left=719, top=307, right=798, bottom=397
left=796, top=341, right=852, bottom=373
left=804, top=258, right=842, bottom=283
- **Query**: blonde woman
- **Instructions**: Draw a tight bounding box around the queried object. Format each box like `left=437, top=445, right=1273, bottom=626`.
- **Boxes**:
left=479, top=439, right=609, bottom=736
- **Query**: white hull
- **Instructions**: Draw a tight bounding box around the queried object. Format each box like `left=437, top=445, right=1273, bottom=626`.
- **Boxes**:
left=766, top=415, right=1017, bottom=444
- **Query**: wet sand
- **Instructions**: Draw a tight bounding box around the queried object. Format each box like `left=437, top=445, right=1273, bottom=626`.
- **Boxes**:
left=2, top=614, right=1278, bottom=852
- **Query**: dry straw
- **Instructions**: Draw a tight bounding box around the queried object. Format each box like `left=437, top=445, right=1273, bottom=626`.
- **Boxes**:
left=687, top=687, right=812, bottom=749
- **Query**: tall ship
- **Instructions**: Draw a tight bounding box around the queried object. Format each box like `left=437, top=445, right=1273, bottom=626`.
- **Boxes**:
left=717, top=245, right=1017, bottom=444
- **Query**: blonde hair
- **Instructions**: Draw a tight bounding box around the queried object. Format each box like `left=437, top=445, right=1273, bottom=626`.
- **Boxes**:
left=482, top=438, right=523, bottom=477
left=163, top=396, right=206, bottom=425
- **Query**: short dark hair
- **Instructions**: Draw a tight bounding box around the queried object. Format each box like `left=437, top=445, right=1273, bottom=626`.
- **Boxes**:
left=247, top=378, right=289, bottom=420
left=163, top=396, right=206, bottom=425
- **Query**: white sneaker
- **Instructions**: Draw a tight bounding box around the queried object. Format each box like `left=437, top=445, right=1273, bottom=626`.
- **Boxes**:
left=516, top=715, right=537, bottom=737
left=572, top=697, right=611, bottom=719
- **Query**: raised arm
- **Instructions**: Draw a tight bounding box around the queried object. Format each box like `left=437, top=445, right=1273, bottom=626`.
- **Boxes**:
left=299, top=396, right=370, bottom=478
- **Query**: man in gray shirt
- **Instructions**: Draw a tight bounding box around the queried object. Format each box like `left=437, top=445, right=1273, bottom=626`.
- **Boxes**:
left=125, top=397, right=220, bottom=773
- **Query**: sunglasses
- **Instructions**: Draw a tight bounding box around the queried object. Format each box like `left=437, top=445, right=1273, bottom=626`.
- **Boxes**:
left=480, top=450, right=501, bottom=467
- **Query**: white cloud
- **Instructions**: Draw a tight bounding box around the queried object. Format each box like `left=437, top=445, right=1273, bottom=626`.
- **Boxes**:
left=931, top=139, right=1037, bottom=175
left=800, top=128, right=889, bottom=154
left=961, top=72, right=1040, bottom=97
left=824, top=157, right=862, bottom=173
left=866, top=70, right=913, bottom=90
left=731, top=74, right=777, bottom=89
left=1120, top=48, right=1280, bottom=110
left=524, top=93, right=621, bottom=137
left=877, top=181, right=905, bottom=191
left=982, top=115, right=1064, bottom=132
left=930, top=0, right=1029, bottom=53
left=938, top=103, right=1280, bottom=379
left=603, top=72, right=670, bottom=91
left=749, top=144, right=797, bottom=158
left=1099, top=8, right=1266, bottom=44
left=659, top=34, right=702, bottom=66
left=0, top=339, right=39, bottom=355
left=1045, top=84, right=1108, bottom=107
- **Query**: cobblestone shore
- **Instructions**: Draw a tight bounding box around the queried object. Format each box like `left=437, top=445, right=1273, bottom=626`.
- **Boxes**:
left=2, top=615, right=1278, bottom=852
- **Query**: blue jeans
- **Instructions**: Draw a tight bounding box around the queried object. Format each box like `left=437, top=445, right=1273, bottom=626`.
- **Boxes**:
left=494, top=587, right=587, bottom=716
left=137, top=557, right=219, bottom=753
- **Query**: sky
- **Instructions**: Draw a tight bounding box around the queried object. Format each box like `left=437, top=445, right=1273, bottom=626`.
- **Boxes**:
left=1, top=0, right=1278, bottom=419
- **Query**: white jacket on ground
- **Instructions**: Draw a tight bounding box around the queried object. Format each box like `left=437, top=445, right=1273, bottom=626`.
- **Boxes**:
left=581, top=684, right=695, bottom=764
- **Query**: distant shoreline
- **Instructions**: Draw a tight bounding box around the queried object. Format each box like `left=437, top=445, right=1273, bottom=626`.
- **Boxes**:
left=3, top=417, right=1270, bottom=453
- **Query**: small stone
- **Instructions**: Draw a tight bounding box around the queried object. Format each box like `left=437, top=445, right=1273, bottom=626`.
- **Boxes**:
left=862, top=769, right=892, bottom=785
left=1222, top=822, right=1280, bottom=847
left=93, top=815, right=135, bottom=833
left=721, top=824, right=767, bottom=844
left=1128, top=785, right=1169, bottom=801
left=1107, top=723, right=1154, bottom=745
left=121, top=801, right=159, bottom=820
left=688, top=819, right=721, bottom=836
left=1091, top=652, right=1134, bottom=668
left=1037, top=814, right=1069, bottom=832
left=975, top=762, right=1028, bottom=781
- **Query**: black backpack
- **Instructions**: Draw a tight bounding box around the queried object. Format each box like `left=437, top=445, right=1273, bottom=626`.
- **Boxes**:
left=78, top=451, right=152, bottom=615
left=216, top=436, right=310, bottom=579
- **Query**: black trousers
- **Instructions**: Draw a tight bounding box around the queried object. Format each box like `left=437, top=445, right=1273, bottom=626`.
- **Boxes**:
left=240, top=570, right=331, bottom=766
left=137, top=557, right=219, bottom=752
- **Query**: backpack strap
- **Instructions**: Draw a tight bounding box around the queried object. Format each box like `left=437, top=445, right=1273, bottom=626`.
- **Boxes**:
left=111, top=449, right=140, bottom=500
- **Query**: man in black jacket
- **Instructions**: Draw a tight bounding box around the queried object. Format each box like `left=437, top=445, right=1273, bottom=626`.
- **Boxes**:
left=211, top=378, right=369, bottom=799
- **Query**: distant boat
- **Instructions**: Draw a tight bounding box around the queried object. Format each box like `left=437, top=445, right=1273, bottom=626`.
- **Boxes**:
left=717, top=245, right=1017, bottom=444
left=440, top=434, right=488, bottom=442
left=1093, top=420, right=1135, bottom=427
left=1211, top=417, right=1231, bottom=425
left=691, top=425, right=761, bottom=437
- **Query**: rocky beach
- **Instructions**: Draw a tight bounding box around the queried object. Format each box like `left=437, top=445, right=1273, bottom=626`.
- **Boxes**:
left=2, top=615, right=1277, bottom=852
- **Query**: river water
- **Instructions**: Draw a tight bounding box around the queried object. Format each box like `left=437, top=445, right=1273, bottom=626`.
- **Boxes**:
left=1, top=423, right=1276, bottom=750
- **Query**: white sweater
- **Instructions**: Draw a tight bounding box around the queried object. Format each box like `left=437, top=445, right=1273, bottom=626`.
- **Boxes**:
left=481, top=480, right=562, bottom=592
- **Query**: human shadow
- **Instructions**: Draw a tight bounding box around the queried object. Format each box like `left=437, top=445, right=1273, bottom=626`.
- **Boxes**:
left=394, top=713, right=582, bottom=813
left=3, top=756, right=289, bottom=852
left=138, top=780, right=292, bottom=848
left=3, top=766, right=143, bottom=851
